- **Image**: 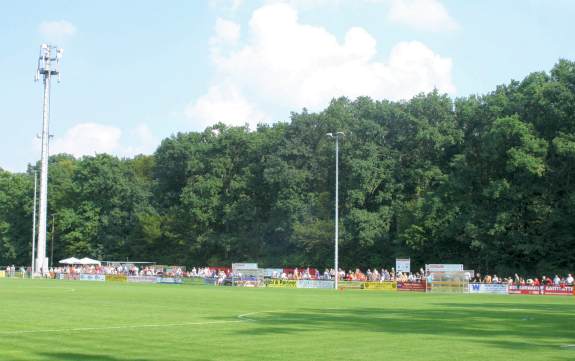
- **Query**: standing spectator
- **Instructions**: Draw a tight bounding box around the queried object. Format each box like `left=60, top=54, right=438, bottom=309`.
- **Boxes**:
left=553, top=274, right=560, bottom=285
left=567, top=274, right=574, bottom=286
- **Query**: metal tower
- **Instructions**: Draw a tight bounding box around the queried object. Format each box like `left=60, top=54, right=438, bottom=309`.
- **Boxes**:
left=34, top=44, right=63, bottom=274
left=326, top=132, right=344, bottom=290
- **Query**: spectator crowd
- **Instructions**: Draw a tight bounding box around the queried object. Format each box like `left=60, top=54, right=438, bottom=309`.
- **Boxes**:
left=2, top=264, right=574, bottom=286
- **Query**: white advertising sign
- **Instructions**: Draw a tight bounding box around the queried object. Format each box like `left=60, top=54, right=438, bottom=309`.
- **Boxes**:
left=396, top=259, right=411, bottom=273
left=296, top=280, right=335, bottom=289
left=232, top=263, right=258, bottom=270
left=426, top=264, right=463, bottom=272
left=79, top=274, right=105, bottom=282
left=468, top=283, right=509, bottom=294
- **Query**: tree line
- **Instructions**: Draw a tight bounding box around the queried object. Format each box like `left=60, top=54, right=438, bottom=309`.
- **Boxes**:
left=1, top=60, right=575, bottom=276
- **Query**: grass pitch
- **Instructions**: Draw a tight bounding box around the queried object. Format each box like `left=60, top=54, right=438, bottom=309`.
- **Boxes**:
left=0, top=279, right=573, bottom=361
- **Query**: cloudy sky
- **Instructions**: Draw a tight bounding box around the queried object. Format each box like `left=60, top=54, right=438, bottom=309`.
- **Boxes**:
left=1, top=0, right=574, bottom=172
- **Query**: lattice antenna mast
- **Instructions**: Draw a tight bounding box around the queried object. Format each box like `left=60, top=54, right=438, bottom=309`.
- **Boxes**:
left=34, top=44, right=62, bottom=274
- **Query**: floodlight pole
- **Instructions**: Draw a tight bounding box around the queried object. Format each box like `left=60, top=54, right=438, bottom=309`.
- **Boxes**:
left=35, top=44, right=62, bottom=274
left=51, top=214, right=55, bottom=268
left=31, top=170, right=38, bottom=275
left=327, top=132, right=344, bottom=290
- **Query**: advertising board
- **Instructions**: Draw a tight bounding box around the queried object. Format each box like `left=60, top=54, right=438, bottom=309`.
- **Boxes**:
left=127, top=276, right=157, bottom=283
left=263, top=268, right=283, bottom=278
left=105, top=274, right=128, bottom=283
left=508, top=285, right=541, bottom=295
left=0, top=271, right=4, bottom=278
left=57, top=273, right=80, bottom=280
left=361, top=281, right=397, bottom=291
left=267, top=279, right=297, bottom=288
left=541, top=286, right=574, bottom=296
left=156, top=277, right=183, bottom=284
left=232, top=263, right=258, bottom=270
left=396, top=259, right=410, bottom=273
left=426, top=264, right=463, bottom=272
left=397, top=282, right=426, bottom=292
left=338, top=281, right=363, bottom=289
left=79, top=274, right=105, bottom=282
left=203, top=277, right=218, bottom=285
left=296, top=280, right=334, bottom=289
left=468, top=283, right=508, bottom=294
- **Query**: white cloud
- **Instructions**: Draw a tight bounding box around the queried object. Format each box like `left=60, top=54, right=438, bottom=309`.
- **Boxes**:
left=38, top=20, right=77, bottom=43
left=125, top=124, right=159, bottom=156
left=49, top=123, right=158, bottom=158
left=212, top=18, right=241, bottom=44
left=386, top=0, right=459, bottom=32
left=185, top=83, right=268, bottom=130
left=51, top=123, right=121, bottom=157
left=210, top=0, right=243, bottom=11
left=275, top=0, right=343, bottom=10
left=187, top=3, right=455, bottom=129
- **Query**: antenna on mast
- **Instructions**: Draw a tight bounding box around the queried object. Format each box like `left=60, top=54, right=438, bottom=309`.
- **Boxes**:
left=34, top=44, right=63, bottom=274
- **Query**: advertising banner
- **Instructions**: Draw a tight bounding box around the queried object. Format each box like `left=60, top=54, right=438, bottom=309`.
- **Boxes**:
left=508, top=285, right=541, bottom=295
left=105, top=274, right=128, bottom=283
left=0, top=271, right=4, bottom=278
left=263, top=268, right=283, bottom=278
left=397, top=282, right=426, bottom=292
left=396, top=259, right=411, bottom=273
left=203, top=277, right=218, bottom=285
left=267, top=279, right=297, bottom=288
left=127, top=276, right=157, bottom=283
left=338, top=281, right=363, bottom=289
left=468, top=283, right=508, bottom=294
left=156, top=277, right=183, bottom=284
left=361, top=281, right=397, bottom=291
left=57, top=273, right=80, bottom=280
left=541, top=286, right=574, bottom=296
left=232, top=263, right=258, bottom=270
left=296, top=280, right=334, bottom=289
left=426, top=264, right=463, bottom=272
left=79, top=274, right=105, bottom=282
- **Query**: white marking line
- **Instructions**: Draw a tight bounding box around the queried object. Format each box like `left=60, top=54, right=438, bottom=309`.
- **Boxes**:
left=237, top=308, right=346, bottom=322
left=0, top=320, right=242, bottom=335
left=238, top=310, right=281, bottom=322
left=7, top=287, right=76, bottom=292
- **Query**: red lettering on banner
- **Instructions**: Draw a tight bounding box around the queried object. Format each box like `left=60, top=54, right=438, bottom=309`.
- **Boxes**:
left=541, top=286, right=574, bottom=296
left=397, top=282, right=426, bottom=292
left=509, top=285, right=574, bottom=296
left=508, top=285, right=541, bottom=295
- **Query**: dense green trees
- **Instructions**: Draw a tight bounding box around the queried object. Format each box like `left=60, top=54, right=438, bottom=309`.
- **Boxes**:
left=1, top=60, right=574, bottom=276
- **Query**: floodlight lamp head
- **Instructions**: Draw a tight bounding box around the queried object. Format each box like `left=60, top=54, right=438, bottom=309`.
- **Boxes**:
left=336, top=132, right=345, bottom=136
left=326, top=132, right=333, bottom=138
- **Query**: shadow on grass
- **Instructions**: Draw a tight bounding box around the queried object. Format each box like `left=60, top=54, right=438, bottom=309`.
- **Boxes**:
left=36, top=352, right=219, bottom=361
left=221, top=301, right=575, bottom=352
left=36, top=353, right=150, bottom=361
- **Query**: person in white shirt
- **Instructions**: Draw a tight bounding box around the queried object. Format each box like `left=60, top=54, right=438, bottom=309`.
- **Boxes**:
left=566, top=274, right=574, bottom=285
left=553, top=274, right=561, bottom=285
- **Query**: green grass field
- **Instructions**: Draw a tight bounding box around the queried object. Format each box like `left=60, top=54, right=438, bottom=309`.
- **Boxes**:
left=0, top=279, right=573, bottom=361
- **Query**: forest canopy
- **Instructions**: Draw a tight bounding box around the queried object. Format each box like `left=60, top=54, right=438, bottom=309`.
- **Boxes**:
left=2, top=60, right=575, bottom=276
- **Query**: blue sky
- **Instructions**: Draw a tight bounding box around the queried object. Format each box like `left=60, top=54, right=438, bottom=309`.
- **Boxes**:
left=1, top=0, right=574, bottom=172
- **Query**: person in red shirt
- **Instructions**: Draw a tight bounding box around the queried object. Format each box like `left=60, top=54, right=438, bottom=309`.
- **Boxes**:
left=533, top=278, right=540, bottom=286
